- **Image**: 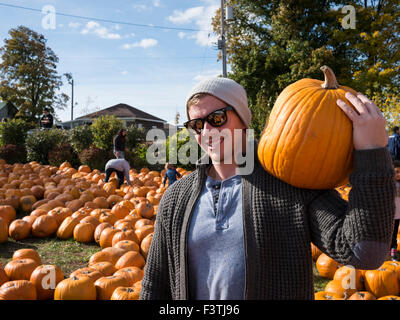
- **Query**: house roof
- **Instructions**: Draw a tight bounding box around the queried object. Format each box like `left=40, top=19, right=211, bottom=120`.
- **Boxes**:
left=76, top=103, right=166, bottom=122
left=0, top=101, right=17, bottom=111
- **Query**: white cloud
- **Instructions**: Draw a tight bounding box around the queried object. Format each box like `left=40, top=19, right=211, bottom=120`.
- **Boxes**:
left=121, top=70, right=129, bottom=75
left=178, top=32, right=186, bottom=39
left=168, top=7, right=204, bottom=25
left=168, top=5, right=218, bottom=46
left=122, top=38, right=158, bottom=49
left=193, top=69, right=221, bottom=82
left=153, top=0, right=161, bottom=7
left=132, top=4, right=149, bottom=12
left=81, top=21, right=121, bottom=39
left=68, top=22, right=82, bottom=29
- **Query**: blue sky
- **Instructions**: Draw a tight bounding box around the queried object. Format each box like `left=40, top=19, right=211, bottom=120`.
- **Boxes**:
left=0, top=0, right=226, bottom=124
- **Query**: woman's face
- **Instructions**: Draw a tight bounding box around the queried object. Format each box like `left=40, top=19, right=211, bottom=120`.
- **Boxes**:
left=122, top=130, right=126, bottom=136
left=187, top=95, right=246, bottom=164
left=395, top=167, right=400, bottom=181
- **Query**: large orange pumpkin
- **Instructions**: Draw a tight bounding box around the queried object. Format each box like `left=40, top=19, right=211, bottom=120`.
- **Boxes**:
left=8, top=219, right=31, bottom=240
left=94, top=275, right=129, bottom=300
left=0, top=217, right=7, bottom=243
left=4, top=258, right=40, bottom=280
left=315, top=253, right=341, bottom=279
left=54, top=275, right=97, bottom=300
left=364, top=268, right=400, bottom=298
left=32, top=215, right=58, bottom=238
left=30, top=264, right=64, bottom=300
left=0, top=280, right=37, bottom=300
left=257, top=66, right=358, bottom=189
left=12, top=249, right=41, bottom=264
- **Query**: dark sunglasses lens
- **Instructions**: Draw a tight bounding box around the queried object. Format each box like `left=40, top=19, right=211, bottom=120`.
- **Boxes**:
left=187, top=119, right=204, bottom=133
left=208, top=110, right=227, bottom=127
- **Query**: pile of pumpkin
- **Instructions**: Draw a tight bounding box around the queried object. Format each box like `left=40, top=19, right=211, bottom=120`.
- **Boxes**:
left=313, top=241, right=400, bottom=300
left=0, top=160, right=190, bottom=299
left=314, top=185, right=400, bottom=300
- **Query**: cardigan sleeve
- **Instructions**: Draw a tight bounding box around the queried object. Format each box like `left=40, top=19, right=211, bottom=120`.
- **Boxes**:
left=307, top=147, right=395, bottom=270
left=140, top=194, right=172, bottom=300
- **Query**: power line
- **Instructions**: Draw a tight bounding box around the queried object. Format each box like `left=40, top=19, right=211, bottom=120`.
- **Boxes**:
left=0, top=2, right=211, bottom=32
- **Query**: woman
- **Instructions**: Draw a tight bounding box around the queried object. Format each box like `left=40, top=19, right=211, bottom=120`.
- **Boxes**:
left=113, top=129, right=126, bottom=159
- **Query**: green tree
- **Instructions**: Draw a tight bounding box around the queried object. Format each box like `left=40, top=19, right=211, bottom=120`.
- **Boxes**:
left=212, top=0, right=400, bottom=137
left=91, top=115, right=123, bottom=151
left=125, top=125, right=146, bottom=151
left=69, top=124, right=94, bottom=154
left=0, top=26, right=68, bottom=123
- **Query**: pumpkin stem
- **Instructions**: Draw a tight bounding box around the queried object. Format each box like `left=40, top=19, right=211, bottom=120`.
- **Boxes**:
left=320, top=66, right=339, bottom=89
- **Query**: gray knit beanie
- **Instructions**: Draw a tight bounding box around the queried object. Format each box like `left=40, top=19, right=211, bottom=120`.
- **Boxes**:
left=186, top=77, right=252, bottom=128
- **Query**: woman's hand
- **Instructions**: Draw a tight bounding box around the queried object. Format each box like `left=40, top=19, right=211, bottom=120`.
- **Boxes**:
left=336, top=92, right=388, bottom=150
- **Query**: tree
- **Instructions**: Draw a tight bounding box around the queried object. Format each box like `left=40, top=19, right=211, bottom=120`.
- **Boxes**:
left=91, top=115, right=123, bottom=151
left=212, top=0, right=400, bottom=137
left=0, top=26, right=68, bottom=123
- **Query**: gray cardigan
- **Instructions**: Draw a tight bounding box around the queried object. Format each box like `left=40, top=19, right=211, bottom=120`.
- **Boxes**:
left=140, top=142, right=395, bottom=300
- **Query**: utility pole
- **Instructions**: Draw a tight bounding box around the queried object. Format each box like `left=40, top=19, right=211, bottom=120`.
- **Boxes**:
left=71, top=78, right=74, bottom=121
left=220, top=0, right=227, bottom=78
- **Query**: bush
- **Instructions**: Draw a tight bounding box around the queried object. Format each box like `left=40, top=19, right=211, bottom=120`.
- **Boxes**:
left=0, top=119, right=30, bottom=146
left=48, top=143, right=80, bottom=168
left=91, top=115, right=123, bottom=151
left=69, top=124, right=94, bottom=154
left=25, top=128, right=69, bottom=164
left=0, top=144, right=27, bottom=164
left=126, top=125, right=146, bottom=150
left=79, top=146, right=112, bottom=171
left=165, top=128, right=199, bottom=170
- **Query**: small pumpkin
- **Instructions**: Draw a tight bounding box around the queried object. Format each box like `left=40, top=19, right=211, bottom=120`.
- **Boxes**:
left=8, top=219, right=31, bottom=240
left=333, top=266, right=364, bottom=292
left=54, top=275, right=97, bottom=300
left=94, top=222, right=112, bottom=243
left=56, top=216, right=80, bottom=240
left=101, top=247, right=127, bottom=265
left=348, top=291, right=377, bottom=300
left=112, top=228, right=140, bottom=246
left=32, top=214, right=58, bottom=238
left=136, top=201, right=154, bottom=219
left=110, top=286, right=140, bottom=300
left=90, top=262, right=116, bottom=277
left=73, top=222, right=95, bottom=243
left=115, top=251, right=146, bottom=270
left=364, top=268, right=400, bottom=298
left=324, top=279, right=357, bottom=300
left=0, top=217, right=8, bottom=243
left=113, top=266, right=144, bottom=286
left=314, top=291, right=344, bottom=300
left=114, top=240, right=140, bottom=252
left=0, top=280, right=37, bottom=300
left=4, top=258, right=41, bottom=280
left=135, top=225, right=154, bottom=243
left=89, top=251, right=113, bottom=266
left=30, top=264, right=64, bottom=300
left=0, top=205, right=16, bottom=225
left=70, top=267, right=104, bottom=282
left=315, top=253, right=341, bottom=279
left=140, top=233, right=153, bottom=260
left=99, top=227, right=119, bottom=249
left=0, top=264, right=9, bottom=286
left=94, top=275, right=129, bottom=300
left=311, top=243, right=322, bottom=261
left=12, top=249, right=41, bottom=264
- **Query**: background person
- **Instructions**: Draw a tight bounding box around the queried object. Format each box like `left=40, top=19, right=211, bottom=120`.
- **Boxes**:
left=113, top=129, right=126, bottom=159
left=40, top=107, right=54, bottom=129
left=162, top=163, right=181, bottom=187
left=388, top=126, right=400, bottom=162
left=104, top=158, right=131, bottom=188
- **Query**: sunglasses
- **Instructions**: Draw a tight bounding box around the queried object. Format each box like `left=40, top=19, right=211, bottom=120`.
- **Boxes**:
left=184, top=106, right=234, bottom=134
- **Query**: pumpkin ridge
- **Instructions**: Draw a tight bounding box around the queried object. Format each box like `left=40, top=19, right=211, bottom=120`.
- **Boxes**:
left=273, top=87, right=319, bottom=181
left=288, top=90, right=326, bottom=181
left=272, top=87, right=319, bottom=177
left=259, top=84, right=312, bottom=172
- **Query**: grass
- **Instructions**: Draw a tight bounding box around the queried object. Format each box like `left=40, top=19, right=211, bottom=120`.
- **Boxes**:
left=313, top=263, right=331, bottom=292
left=0, top=236, right=101, bottom=277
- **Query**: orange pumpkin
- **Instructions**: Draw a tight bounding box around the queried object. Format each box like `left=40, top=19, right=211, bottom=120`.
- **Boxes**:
left=99, top=227, right=119, bottom=248
left=56, top=216, right=80, bottom=240
left=140, top=233, right=153, bottom=259
left=73, top=222, right=95, bottom=243
left=114, top=240, right=140, bottom=252
left=0, top=264, right=9, bottom=286
left=314, top=291, right=344, bottom=300
left=110, top=286, right=140, bottom=300
left=112, top=228, right=140, bottom=246
left=32, top=214, right=58, bottom=237
left=4, top=258, right=41, bottom=280
left=0, top=217, right=8, bottom=243
left=54, top=275, right=97, bottom=300
left=8, top=219, right=31, bottom=240
left=364, top=268, right=400, bottom=298
left=333, top=266, right=364, bottom=292
left=315, top=253, right=341, bottom=279
left=0, top=280, right=37, bottom=300
left=348, top=291, right=377, bottom=300
left=311, top=243, right=322, bottom=261
left=30, top=265, right=64, bottom=300
left=70, top=268, right=104, bottom=282
left=12, top=249, right=41, bottom=264
left=94, top=275, right=129, bottom=300
left=90, top=262, right=116, bottom=277
left=115, top=251, right=146, bottom=270
left=257, top=66, right=358, bottom=189
left=94, top=222, right=112, bottom=243
left=113, top=266, right=144, bottom=286
left=0, top=205, right=16, bottom=225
